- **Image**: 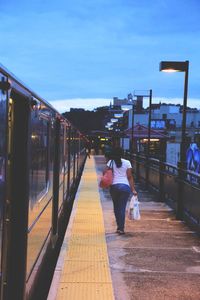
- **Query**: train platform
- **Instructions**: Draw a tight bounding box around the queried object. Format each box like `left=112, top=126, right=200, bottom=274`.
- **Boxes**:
left=48, top=156, right=200, bottom=300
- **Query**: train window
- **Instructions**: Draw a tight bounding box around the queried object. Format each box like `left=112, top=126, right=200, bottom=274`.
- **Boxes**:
left=63, top=126, right=70, bottom=198
left=60, top=125, right=64, bottom=174
left=58, top=124, right=65, bottom=208
left=69, top=133, right=75, bottom=188
left=29, top=116, right=49, bottom=207
left=27, top=111, right=54, bottom=277
left=49, top=121, right=55, bottom=190
left=0, top=84, right=7, bottom=278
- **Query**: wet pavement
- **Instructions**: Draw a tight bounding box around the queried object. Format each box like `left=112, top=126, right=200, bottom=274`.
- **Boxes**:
left=95, top=155, right=200, bottom=300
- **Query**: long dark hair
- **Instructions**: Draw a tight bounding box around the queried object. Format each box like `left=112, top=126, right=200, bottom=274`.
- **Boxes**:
left=111, top=147, right=123, bottom=168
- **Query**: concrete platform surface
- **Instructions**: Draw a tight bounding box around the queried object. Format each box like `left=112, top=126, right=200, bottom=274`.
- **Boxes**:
left=95, top=156, right=200, bottom=300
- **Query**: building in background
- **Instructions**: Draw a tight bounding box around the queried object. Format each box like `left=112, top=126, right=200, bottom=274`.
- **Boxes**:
left=107, top=96, right=200, bottom=168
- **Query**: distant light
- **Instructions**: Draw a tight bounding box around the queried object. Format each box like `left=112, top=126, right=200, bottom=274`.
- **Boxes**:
left=31, top=134, right=37, bottom=139
left=114, top=113, right=123, bottom=118
left=111, top=118, right=118, bottom=123
left=142, top=138, right=159, bottom=142
left=121, top=105, right=131, bottom=111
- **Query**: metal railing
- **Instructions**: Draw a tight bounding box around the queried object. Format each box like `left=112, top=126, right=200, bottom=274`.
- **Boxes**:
left=126, top=152, right=200, bottom=232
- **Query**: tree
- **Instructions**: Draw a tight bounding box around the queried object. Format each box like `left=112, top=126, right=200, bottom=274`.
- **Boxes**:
left=62, top=106, right=110, bottom=135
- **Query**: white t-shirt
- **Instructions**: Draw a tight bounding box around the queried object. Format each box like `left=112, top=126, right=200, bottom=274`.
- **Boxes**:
left=107, top=158, right=132, bottom=186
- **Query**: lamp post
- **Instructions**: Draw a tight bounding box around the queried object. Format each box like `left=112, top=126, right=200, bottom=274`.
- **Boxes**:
left=131, top=103, right=134, bottom=152
left=159, top=60, right=189, bottom=219
left=147, top=90, right=152, bottom=159
left=160, top=61, right=189, bottom=168
left=110, top=118, right=119, bottom=147
left=121, top=100, right=136, bottom=153
left=116, top=108, right=129, bottom=150
left=130, top=101, right=136, bottom=153
left=134, top=90, right=153, bottom=186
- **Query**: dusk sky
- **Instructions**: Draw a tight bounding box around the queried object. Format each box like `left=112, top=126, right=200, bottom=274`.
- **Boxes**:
left=1, top=0, right=200, bottom=111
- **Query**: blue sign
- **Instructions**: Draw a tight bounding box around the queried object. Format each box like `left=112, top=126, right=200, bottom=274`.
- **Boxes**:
left=186, top=143, right=200, bottom=174
left=151, top=119, right=165, bottom=129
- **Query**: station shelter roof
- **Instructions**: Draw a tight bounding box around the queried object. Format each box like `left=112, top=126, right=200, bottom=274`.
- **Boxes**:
left=125, top=123, right=168, bottom=139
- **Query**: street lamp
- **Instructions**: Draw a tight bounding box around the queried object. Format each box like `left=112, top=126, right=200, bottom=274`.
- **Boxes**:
left=121, top=105, right=133, bottom=150
left=134, top=90, right=152, bottom=157
left=134, top=90, right=152, bottom=187
left=114, top=113, right=123, bottom=118
left=111, top=109, right=127, bottom=150
left=159, top=60, right=189, bottom=219
left=159, top=61, right=189, bottom=169
left=122, top=100, right=136, bottom=152
left=111, top=118, right=118, bottom=123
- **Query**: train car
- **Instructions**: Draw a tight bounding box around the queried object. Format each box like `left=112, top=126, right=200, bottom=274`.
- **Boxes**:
left=0, top=65, right=87, bottom=300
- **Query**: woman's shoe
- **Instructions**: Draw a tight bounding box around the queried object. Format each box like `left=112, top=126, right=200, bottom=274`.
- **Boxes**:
left=118, top=230, right=125, bottom=235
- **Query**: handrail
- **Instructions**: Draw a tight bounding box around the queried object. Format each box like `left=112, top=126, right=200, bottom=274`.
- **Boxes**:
left=127, top=151, right=200, bottom=182
left=125, top=150, right=200, bottom=231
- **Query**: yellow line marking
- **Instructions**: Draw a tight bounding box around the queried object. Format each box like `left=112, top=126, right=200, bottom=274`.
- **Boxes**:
left=56, top=157, right=115, bottom=300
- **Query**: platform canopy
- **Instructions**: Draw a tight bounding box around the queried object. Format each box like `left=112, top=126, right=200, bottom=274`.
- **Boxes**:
left=125, top=123, right=168, bottom=139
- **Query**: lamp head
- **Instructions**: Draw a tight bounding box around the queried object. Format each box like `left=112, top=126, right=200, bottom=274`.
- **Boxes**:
left=121, top=105, right=130, bottom=111
left=111, top=118, right=118, bottom=123
left=160, top=61, right=189, bottom=72
left=114, top=113, right=123, bottom=118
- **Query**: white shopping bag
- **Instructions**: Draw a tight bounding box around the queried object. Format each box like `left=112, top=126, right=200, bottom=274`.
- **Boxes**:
left=128, top=195, right=141, bottom=220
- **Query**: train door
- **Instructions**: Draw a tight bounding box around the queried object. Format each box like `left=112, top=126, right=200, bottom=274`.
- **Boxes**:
left=58, top=122, right=65, bottom=209
left=1, top=89, right=30, bottom=300
left=72, top=129, right=76, bottom=182
left=69, top=127, right=75, bottom=189
left=66, top=125, right=71, bottom=199
left=52, top=117, right=60, bottom=240
left=63, top=123, right=70, bottom=202
left=0, top=75, right=9, bottom=298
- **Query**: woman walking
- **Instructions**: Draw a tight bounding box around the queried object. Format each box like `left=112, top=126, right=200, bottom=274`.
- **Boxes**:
left=107, top=147, right=137, bottom=234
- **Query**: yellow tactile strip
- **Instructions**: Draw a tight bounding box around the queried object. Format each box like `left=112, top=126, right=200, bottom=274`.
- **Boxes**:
left=56, top=157, right=114, bottom=300
left=58, top=283, right=114, bottom=299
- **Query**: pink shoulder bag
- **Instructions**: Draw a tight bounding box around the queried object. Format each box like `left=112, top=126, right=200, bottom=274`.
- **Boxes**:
left=99, top=160, right=113, bottom=188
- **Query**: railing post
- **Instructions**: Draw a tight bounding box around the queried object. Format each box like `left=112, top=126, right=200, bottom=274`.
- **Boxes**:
left=159, top=160, right=165, bottom=202
left=145, top=156, right=149, bottom=188
left=135, top=152, right=140, bottom=182
left=176, top=162, right=185, bottom=220
left=130, top=152, right=136, bottom=179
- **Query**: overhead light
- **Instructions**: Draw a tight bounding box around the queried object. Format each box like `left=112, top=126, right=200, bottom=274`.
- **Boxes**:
left=159, top=61, right=189, bottom=72
left=121, top=105, right=131, bottom=111
left=114, top=113, right=123, bottom=118
left=111, top=118, right=118, bottom=123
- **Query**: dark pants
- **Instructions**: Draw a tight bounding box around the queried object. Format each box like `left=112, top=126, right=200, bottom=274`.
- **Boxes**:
left=110, top=184, right=131, bottom=231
